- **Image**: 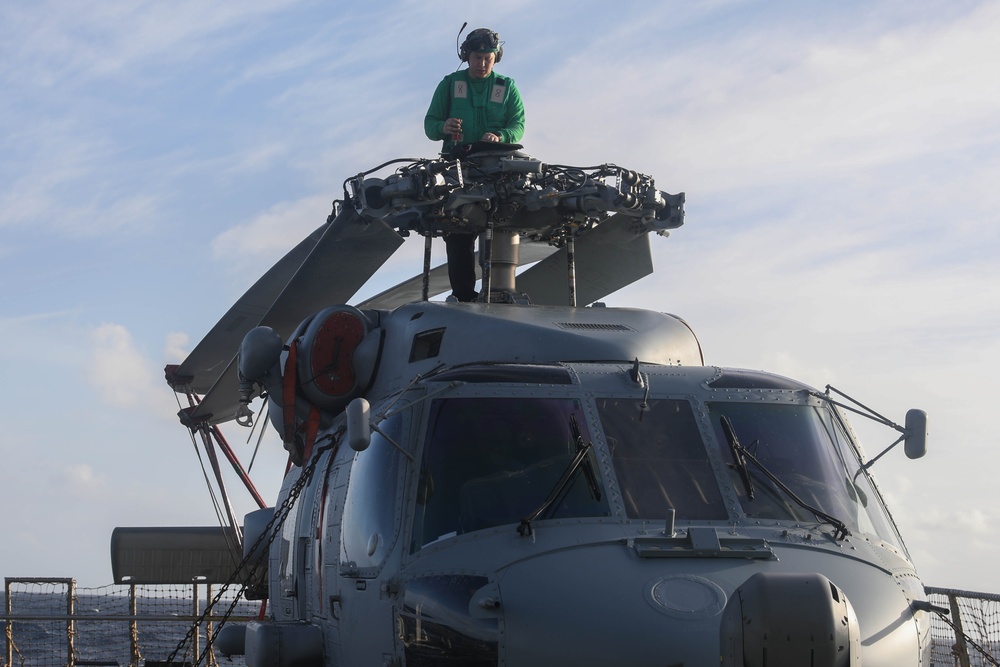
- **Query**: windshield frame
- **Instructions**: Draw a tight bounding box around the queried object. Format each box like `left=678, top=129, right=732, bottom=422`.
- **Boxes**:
left=397, top=369, right=909, bottom=556
left=595, top=395, right=730, bottom=523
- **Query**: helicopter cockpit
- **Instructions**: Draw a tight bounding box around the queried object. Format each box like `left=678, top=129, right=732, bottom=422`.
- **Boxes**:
left=341, top=363, right=909, bottom=567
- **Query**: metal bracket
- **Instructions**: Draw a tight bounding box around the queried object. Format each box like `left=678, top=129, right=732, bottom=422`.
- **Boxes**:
left=630, top=528, right=775, bottom=560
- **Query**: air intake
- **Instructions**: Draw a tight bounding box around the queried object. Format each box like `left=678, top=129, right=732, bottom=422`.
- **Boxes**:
left=554, top=322, right=634, bottom=332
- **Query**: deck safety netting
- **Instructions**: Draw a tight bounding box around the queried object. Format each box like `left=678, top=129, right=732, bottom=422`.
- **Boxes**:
left=6, top=579, right=1000, bottom=665
left=927, top=587, right=1000, bottom=666
left=3, top=578, right=256, bottom=667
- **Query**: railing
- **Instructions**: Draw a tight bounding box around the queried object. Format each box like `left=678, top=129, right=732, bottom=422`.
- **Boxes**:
left=2, top=578, right=256, bottom=667
left=926, top=587, right=1000, bottom=667
left=5, top=578, right=999, bottom=666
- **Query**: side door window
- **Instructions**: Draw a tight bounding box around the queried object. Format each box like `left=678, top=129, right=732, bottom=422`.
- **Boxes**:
left=340, top=412, right=405, bottom=577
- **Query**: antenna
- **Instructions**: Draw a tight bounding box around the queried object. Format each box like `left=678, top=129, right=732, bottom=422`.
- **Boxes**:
left=456, top=21, right=468, bottom=60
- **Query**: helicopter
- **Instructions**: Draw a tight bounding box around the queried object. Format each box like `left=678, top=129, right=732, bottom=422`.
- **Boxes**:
left=125, top=143, right=936, bottom=665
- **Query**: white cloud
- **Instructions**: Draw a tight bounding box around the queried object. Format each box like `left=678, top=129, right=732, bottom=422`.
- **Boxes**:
left=59, top=463, right=108, bottom=496
left=0, top=116, right=164, bottom=235
left=88, top=322, right=165, bottom=414
left=164, top=331, right=190, bottom=364
left=529, top=2, right=1000, bottom=195
left=224, top=142, right=292, bottom=175
left=211, top=194, right=332, bottom=267
left=954, top=508, right=992, bottom=535
left=0, top=0, right=304, bottom=87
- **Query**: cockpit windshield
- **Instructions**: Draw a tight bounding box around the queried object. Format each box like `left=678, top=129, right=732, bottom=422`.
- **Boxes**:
left=597, top=398, right=728, bottom=521
left=707, top=401, right=903, bottom=547
left=412, top=397, right=610, bottom=550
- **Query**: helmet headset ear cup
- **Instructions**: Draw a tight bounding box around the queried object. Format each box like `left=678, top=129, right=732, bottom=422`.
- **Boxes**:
left=459, top=28, right=503, bottom=63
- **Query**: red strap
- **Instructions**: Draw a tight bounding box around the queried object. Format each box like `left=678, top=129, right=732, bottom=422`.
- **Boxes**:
left=302, top=405, right=321, bottom=463
left=282, top=339, right=299, bottom=446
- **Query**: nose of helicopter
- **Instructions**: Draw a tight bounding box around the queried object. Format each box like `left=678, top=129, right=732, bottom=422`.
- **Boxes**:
left=397, top=536, right=925, bottom=665
left=488, top=541, right=923, bottom=666
left=495, top=545, right=728, bottom=666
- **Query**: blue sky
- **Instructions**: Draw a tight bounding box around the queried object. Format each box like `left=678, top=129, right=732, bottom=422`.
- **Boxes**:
left=2, top=0, right=998, bottom=591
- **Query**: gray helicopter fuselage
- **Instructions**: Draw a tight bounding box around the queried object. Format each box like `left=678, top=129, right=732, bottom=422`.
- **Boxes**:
left=253, top=300, right=931, bottom=666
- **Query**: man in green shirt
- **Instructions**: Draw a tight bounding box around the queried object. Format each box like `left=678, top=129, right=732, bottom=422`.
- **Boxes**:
left=425, top=28, right=525, bottom=156
left=424, top=27, right=526, bottom=301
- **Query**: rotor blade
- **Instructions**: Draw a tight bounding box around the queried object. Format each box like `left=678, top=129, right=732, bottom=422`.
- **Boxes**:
left=358, top=239, right=559, bottom=309
left=258, top=207, right=403, bottom=330
left=357, top=263, right=453, bottom=310
left=186, top=209, right=404, bottom=424
left=173, top=224, right=327, bottom=393
left=185, top=356, right=244, bottom=425
left=516, top=215, right=653, bottom=306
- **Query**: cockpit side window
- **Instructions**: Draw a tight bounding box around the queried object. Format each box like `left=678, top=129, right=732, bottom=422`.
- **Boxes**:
left=597, top=398, right=728, bottom=520
left=411, top=397, right=610, bottom=551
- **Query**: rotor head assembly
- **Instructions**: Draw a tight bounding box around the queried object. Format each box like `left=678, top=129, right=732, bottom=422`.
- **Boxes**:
left=348, top=149, right=685, bottom=242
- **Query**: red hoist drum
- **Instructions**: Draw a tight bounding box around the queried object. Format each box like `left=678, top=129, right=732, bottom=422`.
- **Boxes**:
left=296, top=305, right=372, bottom=410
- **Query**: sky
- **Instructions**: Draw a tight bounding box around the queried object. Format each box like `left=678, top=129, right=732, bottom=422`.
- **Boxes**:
left=1, top=0, right=998, bottom=592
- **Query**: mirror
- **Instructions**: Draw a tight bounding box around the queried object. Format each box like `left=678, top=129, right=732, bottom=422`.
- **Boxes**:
left=903, top=409, right=928, bottom=459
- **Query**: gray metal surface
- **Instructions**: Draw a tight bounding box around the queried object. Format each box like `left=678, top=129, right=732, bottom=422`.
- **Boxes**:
left=357, top=239, right=557, bottom=309
left=110, top=526, right=242, bottom=584
left=516, top=215, right=653, bottom=306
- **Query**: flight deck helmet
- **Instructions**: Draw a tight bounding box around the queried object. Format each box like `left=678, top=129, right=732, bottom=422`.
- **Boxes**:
left=460, top=28, right=503, bottom=63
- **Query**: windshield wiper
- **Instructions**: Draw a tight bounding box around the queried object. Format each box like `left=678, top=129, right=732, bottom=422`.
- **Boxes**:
left=719, top=415, right=851, bottom=541
left=518, top=414, right=601, bottom=537
left=571, top=414, right=602, bottom=503
left=720, top=415, right=755, bottom=500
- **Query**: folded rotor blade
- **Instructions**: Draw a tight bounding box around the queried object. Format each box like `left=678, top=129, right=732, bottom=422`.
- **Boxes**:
left=257, top=208, right=403, bottom=331
left=185, top=356, right=244, bottom=425
left=358, top=239, right=559, bottom=309
left=174, top=225, right=328, bottom=394
left=357, top=264, right=452, bottom=310
left=516, top=215, right=652, bottom=306
left=184, top=208, right=404, bottom=424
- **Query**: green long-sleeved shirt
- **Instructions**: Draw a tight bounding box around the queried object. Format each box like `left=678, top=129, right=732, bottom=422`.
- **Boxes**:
left=424, top=69, right=525, bottom=152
